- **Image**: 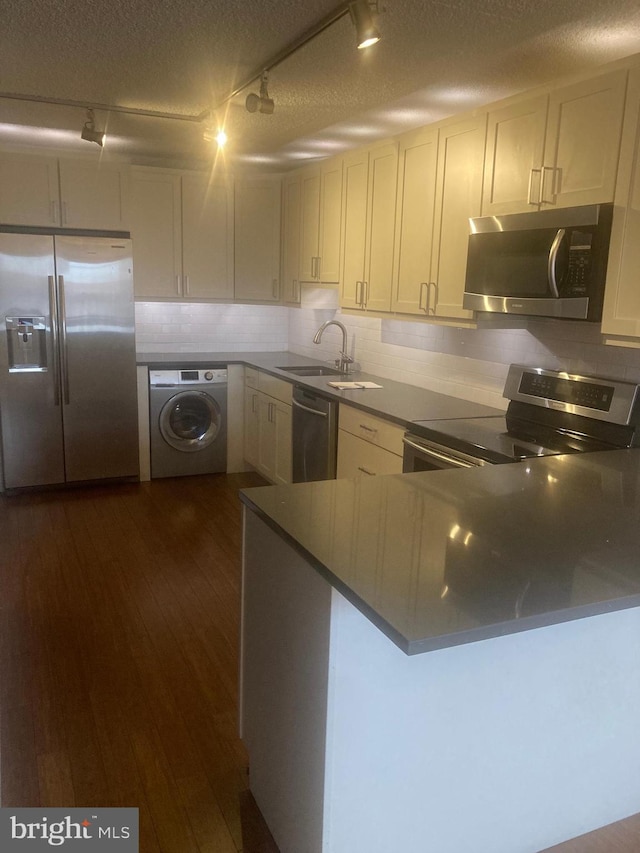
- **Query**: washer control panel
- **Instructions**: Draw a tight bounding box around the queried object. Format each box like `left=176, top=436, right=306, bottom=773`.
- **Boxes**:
left=150, top=368, right=228, bottom=386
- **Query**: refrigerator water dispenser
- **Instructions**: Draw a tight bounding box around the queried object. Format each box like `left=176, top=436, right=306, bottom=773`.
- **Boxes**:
left=5, top=316, right=48, bottom=372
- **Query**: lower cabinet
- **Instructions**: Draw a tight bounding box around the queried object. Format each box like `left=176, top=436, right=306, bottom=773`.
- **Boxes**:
left=243, top=370, right=292, bottom=484
left=337, top=405, right=404, bottom=478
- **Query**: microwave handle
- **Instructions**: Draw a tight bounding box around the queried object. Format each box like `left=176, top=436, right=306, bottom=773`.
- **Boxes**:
left=547, top=228, right=565, bottom=298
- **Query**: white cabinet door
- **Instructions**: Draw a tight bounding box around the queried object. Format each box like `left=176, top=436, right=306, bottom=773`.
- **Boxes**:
left=0, top=153, right=60, bottom=227
left=244, top=386, right=260, bottom=468
left=340, top=150, right=369, bottom=309
left=340, top=143, right=397, bottom=313
left=181, top=173, right=234, bottom=299
left=429, top=115, right=485, bottom=321
left=58, top=161, right=130, bottom=230
left=363, top=142, right=398, bottom=313
left=481, top=71, right=627, bottom=215
left=542, top=70, right=627, bottom=209
left=392, top=126, right=439, bottom=314
left=282, top=173, right=301, bottom=304
left=273, top=400, right=292, bottom=486
left=131, top=170, right=182, bottom=299
left=602, top=67, right=640, bottom=340
left=318, top=158, right=343, bottom=283
left=235, top=177, right=281, bottom=301
left=482, top=96, right=548, bottom=216
left=299, top=167, right=321, bottom=282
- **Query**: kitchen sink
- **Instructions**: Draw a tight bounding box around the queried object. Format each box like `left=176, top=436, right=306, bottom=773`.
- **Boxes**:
left=277, top=365, right=344, bottom=377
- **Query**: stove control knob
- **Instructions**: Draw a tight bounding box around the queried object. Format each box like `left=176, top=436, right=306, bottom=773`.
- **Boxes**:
left=204, top=371, right=214, bottom=381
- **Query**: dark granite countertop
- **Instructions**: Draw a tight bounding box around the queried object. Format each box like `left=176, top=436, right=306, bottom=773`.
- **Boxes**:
left=137, top=350, right=503, bottom=425
left=240, top=449, right=640, bottom=655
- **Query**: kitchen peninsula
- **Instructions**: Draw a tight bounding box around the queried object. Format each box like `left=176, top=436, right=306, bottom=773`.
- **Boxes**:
left=240, top=450, right=640, bottom=853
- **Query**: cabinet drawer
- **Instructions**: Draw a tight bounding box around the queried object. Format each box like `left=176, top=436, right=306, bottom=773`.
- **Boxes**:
left=245, top=366, right=259, bottom=389
left=258, top=372, right=292, bottom=404
left=337, top=430, right=403, bottom=479
left=338, top=405, right=404, bottom=455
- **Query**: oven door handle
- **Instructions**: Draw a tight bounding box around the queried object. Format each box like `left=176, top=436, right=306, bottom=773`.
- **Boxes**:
left=403, top=436, right=483, bottom=469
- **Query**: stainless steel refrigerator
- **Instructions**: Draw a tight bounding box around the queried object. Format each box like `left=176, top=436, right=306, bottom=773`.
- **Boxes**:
left=0, top=232, right=138, bottom=490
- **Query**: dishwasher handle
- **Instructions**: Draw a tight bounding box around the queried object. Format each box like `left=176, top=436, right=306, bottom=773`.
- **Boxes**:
left=292, top=397, right=329, bottom=418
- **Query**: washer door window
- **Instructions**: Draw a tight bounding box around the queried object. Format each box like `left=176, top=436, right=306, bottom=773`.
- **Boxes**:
left=159, top=391, right=222, bottom=452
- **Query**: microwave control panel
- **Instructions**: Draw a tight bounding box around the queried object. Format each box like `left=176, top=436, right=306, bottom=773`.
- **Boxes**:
left=565, top=230, right=593, bottom=295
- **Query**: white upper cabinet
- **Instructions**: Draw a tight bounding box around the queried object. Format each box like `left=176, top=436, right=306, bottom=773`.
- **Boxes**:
left=131, top=168, right=234, bottom=300
left=282, top=173, right=301, bottom=304
left=482, top=96, right=548, bottom=216
left=299, top=168, right=321, bottom=282
left=429, top=115, right=486, bottom=321
left=0, top=152, right=130, bottom=230
left=298, top=158, right=343, bottom=284
left=318, top=158, right=343, bottom=283
left=0, top=153, right=60, bottom=227
left=58, top=160, right=130, bottom=230
left=391, top=126, right=439, bottom=315
left=181, top=173, right=234, bottom=300
left=234, top=176, right=281, bottom=302
left=602, top=66, right=640, bottom=340
left=131, top=170, right=182, bottom=299
left=340, top=143, right=398, bottom=312
left=483, top=70, right=627, bottom=215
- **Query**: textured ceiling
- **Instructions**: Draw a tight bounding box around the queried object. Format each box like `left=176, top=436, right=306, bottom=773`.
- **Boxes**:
left=1, top=0, right=640, bottom=170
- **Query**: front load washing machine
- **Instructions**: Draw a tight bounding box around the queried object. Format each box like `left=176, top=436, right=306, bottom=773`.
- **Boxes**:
left=149, top=367, right=227, bottom=479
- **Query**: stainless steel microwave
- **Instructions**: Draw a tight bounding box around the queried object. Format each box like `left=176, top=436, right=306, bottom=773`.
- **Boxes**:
left=462, top=203, right=613, bottom=321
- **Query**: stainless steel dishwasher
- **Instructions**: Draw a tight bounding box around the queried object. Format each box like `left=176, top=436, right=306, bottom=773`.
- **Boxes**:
left=291, top=385, right=338, bottom=482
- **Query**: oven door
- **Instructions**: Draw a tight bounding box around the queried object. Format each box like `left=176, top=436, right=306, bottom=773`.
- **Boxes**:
left=402, top=433, right=491, bottom=472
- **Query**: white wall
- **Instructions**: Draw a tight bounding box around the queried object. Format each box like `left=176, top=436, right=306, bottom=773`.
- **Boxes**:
left=134, top=297, right=640, bottom=410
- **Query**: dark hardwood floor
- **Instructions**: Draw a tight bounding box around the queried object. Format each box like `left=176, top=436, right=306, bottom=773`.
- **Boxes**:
left=0, top=472, right=278, bottom=852
left=1, top=472, right=638, bottom=852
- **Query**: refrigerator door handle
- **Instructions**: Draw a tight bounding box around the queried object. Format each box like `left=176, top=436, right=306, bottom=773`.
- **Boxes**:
left=58, top=275, right=70, bottom=405
left=48, top=275, right=60, bottom=406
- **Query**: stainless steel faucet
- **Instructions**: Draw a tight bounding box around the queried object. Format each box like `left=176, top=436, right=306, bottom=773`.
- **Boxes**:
left=313, top=320, right=354, bottom=374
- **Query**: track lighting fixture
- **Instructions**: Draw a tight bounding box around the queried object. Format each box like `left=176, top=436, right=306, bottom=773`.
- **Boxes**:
left=349, top=0, right=381, bottom=49
left=245, top=72, right=275, bottom=115
left=80, top=109, right=105, bottom=147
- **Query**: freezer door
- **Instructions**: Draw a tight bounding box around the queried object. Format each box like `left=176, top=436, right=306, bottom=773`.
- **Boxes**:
left=0, top=233, right=65, bottom=488
left=54, top=235, right=138, bottom=482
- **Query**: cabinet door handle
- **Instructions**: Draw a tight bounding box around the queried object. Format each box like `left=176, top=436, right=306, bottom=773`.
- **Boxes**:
left=429, top=281, right=437, bottom=314
left=176, top=275, right=182, bottom=295
left=61, top=201, right=68, bottom=225
left=419, top=281, right=429, bottom=312
left=311, top=257, right=316, bottom=279
left=251, top=393, right=257, bottom=413
left=315, top=256, right=321, bottom=279
left=355, top=280, right=362, bottom=305
left=50, top=200, right=58, bottom=224
left=363, top=280, right=369, bottom=307
left=184, top=274, right=190, bottom=296
left=272, top=278, right=279, bottom=299
left=359, top=423, right=377, bottom=434
left=528, top=168, right=542, bottom=205
left=358, top=466, right=376, bottom=476
left=540, top=166, right=557, bottom=205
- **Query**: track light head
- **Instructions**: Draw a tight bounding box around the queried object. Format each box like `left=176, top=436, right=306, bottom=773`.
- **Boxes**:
left=245, top=72, right=275, bottom=114
left=349, top=0, right=381, bottom=49
left=81, top=109, right=105, bottom=147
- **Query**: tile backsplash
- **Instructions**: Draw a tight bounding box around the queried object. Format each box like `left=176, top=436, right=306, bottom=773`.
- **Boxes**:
left=135, top=302, right=289, bottom=352
left=135, top=299, right=640, bottom=410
